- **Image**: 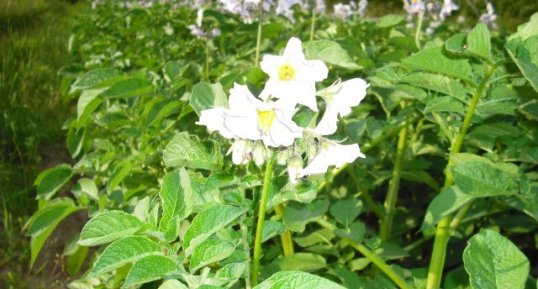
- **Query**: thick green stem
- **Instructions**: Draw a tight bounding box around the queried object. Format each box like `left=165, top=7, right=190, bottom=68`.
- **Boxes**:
left=251, top=159, right=274, bottom=286
left=379, top=123, right=409, bottom=240
left=426, top=64, right=497, bottom=289
left=317, top=219, right=412, bottom=289
left=274, top=204, right=294, bottom=256
left=414, top=11, right=424, bottom=49
left=309, top=9, right=316, bottom=41
left=254, top=4, right=264, bottom=67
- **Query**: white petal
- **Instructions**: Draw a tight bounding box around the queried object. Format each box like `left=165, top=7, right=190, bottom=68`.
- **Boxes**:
left=260, top=55, right=282, bottom=80
left=301, top=141, right=365, bottom=176
left=223, top=113, right=262, bottom=141
left=313, top=105, right=339, bottom=136
left=263, top=110, right=303, bottom=147
left=304, top=59, right=328, bottom=82
left=228, top=83, right=261, bottom=111
left=283, top=37, right=305, bottom=61
left=333, top=78, right=368, bottom=116
left=198, top=108, right=234, bottom=139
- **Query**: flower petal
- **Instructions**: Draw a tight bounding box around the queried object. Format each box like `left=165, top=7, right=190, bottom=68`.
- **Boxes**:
left=283, top=37, right=305, bottom=61
left=301, top=141, right=365, bottom=176
left=198, top=108, right=234, bottom=138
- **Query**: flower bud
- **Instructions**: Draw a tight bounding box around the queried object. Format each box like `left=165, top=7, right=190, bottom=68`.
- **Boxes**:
left=287, top=154, right=303, bottom=184
left=252, top=142, right=266, bottom=167
left=276, top=148, right=291, bottom=166
left=231, top=140, right=252, bottom=165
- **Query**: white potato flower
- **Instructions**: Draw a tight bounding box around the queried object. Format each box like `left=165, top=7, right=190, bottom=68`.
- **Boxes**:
left=314, top=78, right=369, bottom=136
left=301, top=139, right=365, bottom=177
left=259, top=37, right=328, bottom=112
left=198, top=83, right=303, bottom=148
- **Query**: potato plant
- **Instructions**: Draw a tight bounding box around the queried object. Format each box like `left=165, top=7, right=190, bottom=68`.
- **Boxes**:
left=25, top=1, right=538, bottom=289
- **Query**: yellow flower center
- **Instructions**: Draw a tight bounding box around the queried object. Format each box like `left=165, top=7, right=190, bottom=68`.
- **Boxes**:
left=278, top=64, right=295, bottom=81
left=257, top=109, right=276, bottom=133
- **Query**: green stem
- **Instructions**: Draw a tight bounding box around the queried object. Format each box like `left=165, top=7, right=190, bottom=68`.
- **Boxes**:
left=426, top=64, right=498, bottom=289
left=317, top=219, right=412, bottom=289
left=309, top=9, right=316, bottom=41
left=251, top=158, right=274, bottom=286
left=414, top=11, right=424, bottom=49
left=379, top=123, right=409, bottom=241
left=204, top=40, right=210, bottom=80
left=254, top=4, right=264, bottom=67
left=274, top=204, right=294, bottom=256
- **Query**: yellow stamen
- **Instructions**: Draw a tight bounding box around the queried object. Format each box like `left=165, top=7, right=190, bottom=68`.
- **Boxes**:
left=257, top=109, right=276, bottom=133
left=278, top=64, right=295, bottom=81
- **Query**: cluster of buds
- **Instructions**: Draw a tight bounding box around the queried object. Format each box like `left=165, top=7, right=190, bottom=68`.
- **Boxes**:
left=188, top=9, right=222, bottom=39
left=403, top=0, right=459, bottom=34
left=198, top=37, right=368, bottom=183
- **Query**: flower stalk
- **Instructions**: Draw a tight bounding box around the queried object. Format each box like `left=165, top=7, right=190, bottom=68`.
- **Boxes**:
left=415, top=10, right=424, bottom=49
left=379, top=120, right=409, bottom=241
left=254, top=3, right=264, bottom=67
left=309, top=9, right=317, bottom=41
left=251, top=157, right=274, bottom=286
left=426, top=64, right=498, bottom=289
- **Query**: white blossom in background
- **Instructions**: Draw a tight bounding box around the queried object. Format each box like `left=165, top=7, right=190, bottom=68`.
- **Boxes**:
left=276, top=0, right=302, bottom=22
left=333, top=0, right=367, bottom=20
left=219, top=0, right=275, bottom=23
left=259, top=37, right=328, bottom=112
left=188, top=9, right=221, bottom=39
left=403, top=0, right=425, bottom=15
left=439, top=0, right=459, bottom=20
left=198, top=83, right=303, bottom=148
left=479, top=2, right=497, bottom=28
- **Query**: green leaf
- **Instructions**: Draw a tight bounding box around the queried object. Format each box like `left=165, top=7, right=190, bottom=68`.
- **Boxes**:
left=329, top=198, right=362, bottom=227
left=402, top=46, right=472, bottom=82
left=450, top=153, right=519, bottom=196
left=399, top=72, right=469, bottom=101
left=463, top=230, right=529, bottom=289
left=100, top=78, right=154, bottom=98
left=182, top=205, right=246, bottom=255
left=123, top=255, right=180, bottom=288
left=334, top=222, right=366, bottom=244
left=65, top=244, right=88, bottom=276
left=35, top=164, right=73, bottom=200
left=72, top=68, right=123, bottom=90
left=466, top=23, right=492, bottom=61
left=72, top=178, right=99, bottom=201
left=304, top=40, right=361, bottom=70
left=76, top=88, right=104, bottom=127
left=90, top=236, right=162, bottom=276
left=190, top=82, right=228, bottom=115
left=422, top=186, right=473, bottom=233
left=25, top=198, right=79, bottom=267
left=424, top=96, right=465, bottom=114
left=375, top=14, right=406, bottom=28
left=254, top=271, right=346, bottom=289
left=272, top=253, right=326, bottom=272
left=66, top=126, right=85, bottom=158
left=145, top=97, right=180, bottom=126
left=520, top=100, right=538, bottom=120
left=283, top=200, right=330, bottom=233
left=159, top=280, right=189, bottom=289
left=262, top=220, right=285, bottom=242
left=506, top=13, right=538, bottom=92
left=163, top=132, right=223, bottom=171
left=107, top=160, right=132, bottom=193
left=79, top=211, right=144, bottom=246
left=217, top=262, right=247, bottom=280
left=159, top=169, right=193, bottom=241
left=189, top=238, right=235, bottom=272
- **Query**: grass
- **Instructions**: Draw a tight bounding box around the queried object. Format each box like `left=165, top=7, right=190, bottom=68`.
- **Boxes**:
left=0, top=0, right=83, bottom=287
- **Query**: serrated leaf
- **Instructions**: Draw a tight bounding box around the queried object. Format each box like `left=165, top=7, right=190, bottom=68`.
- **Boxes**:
left=90, top=236, right=162, bottom=276
left=159, top=168, right=193, bottom=241
left=399, top=72, right=469, bottom=101
left=79, top=211, right=144, bottom=246
left=182, top=205, right=246, bottom=255
left=24, top=198, right=79, bottom=267
left=163, top=132, right=223, bottom=171
left=72, top=68, right=123, bottom=90
left=100, top=78, right=154, bottom=98
left=35, top=164, right=73, bottom=200
left=189, top=238, right=235, bottom=272
left=506, top=13, right=538, bottom=92
left=402, top=46, right=472, bottom=82
left=304, top=40, right=361, bottom=70
left=123, top=255, right=180, bottom=288
left=283, top=200, right=330, bottom=233
left=254, top=271, right=346, bottom=289
left=190, top=82, right=228, bottom=115
left=463, top=230, right=529, bottom=289
left=466, top=23, right=492, bottom=61
left=329, top=198, right=362, bottom=227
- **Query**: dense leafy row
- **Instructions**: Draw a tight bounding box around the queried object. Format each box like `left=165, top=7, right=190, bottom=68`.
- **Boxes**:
left=26, top=1, right=538, bottom=289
